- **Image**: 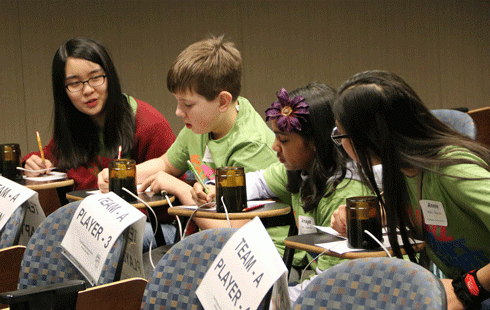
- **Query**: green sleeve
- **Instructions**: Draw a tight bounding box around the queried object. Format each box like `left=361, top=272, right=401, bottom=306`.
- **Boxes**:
left=166, top=127, right=190, bottom=172
left=263, top=162, right=293, bottom=205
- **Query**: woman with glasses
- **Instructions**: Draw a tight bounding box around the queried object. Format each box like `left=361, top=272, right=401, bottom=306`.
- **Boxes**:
left=23, top=37, right=176, bottom=190
left=330, top=70, right=490, bottom=309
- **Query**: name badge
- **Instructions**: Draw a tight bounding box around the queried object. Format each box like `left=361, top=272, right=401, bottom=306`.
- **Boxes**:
left=298, top=215, right=316, bottom=235
left=419, top=200, right=448, bottom=227
left=202, top=145, right=214, bottom=163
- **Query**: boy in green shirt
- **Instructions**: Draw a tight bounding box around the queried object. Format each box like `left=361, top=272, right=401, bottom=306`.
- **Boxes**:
left=98, top=35, right=277, bottom=232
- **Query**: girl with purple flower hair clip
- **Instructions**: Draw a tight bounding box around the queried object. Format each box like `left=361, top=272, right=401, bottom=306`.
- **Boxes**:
left=192, top=83, right=380, bottom=304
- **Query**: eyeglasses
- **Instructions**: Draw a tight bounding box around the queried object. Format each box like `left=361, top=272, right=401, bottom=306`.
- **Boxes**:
left=65, top=75, right=106, bottom=92
left=331, top=126, right=349, bottom=146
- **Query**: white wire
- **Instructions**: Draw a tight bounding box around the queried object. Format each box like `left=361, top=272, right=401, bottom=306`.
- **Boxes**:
left=122, top=187, right=158, bottom=269
left=220, top=196, right=232, bottom=228
left=299, top=241, right=343, bottom=288
left=364, top=229, right=391, bottom=258
left=181, top=201, right=216, bottom=239
left=163, top=192, right=183, bottom=241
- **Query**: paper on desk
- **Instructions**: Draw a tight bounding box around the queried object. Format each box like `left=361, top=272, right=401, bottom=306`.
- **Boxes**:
left=17, top=166, right=57, bottom=173
left=23, top=171, right=66, bottom=181
left=314, top=226, right=423, bottom=255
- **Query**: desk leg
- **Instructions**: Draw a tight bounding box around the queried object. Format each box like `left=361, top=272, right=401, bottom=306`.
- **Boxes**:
left=56, top=185, right=73, bottom=206
left=282, top=211, right=297, bottom=279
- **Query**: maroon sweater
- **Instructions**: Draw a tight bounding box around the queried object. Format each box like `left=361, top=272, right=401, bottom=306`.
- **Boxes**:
left=23, top=99, right=175, bottom=191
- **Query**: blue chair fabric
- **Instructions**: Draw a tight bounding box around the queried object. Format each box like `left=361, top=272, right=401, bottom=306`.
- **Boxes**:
left=292, top=257, right=447, bottom=310
left=0, top=205, right=26, bottom=249
left=432, top=109, right=476, bottom=139
left=141, top=227, right=237, bottom=310
left=17, top=200, right=127, bottom=289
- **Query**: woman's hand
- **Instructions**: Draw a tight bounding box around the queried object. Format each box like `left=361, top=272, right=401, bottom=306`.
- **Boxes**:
left=98, top=168, right=110, bottom=193
left=330, top=204, right=347, bottom=235
left=24, top=155, right=54, bottom=177
left=191, top=182, right=216, bottom=206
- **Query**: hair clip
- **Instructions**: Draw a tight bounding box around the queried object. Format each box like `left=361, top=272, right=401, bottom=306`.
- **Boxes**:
left=265, top=88, right=309, bottom=132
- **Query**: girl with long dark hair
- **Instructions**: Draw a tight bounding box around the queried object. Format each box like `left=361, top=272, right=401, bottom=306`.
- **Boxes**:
left=23, top=37, right=175, bottom=190
left=331, top=70, right=490, bottom=309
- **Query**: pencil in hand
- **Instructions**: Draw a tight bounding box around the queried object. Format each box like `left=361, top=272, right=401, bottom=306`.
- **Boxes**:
left=187, top=160, right=209, bottom=194
left=36, top=131, right=46, bottom=166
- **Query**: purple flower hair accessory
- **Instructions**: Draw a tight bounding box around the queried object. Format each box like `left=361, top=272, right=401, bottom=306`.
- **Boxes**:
left=265, top=88, right=309, bottom=132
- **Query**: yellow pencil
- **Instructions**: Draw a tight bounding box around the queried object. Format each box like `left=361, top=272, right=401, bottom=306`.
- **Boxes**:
left=36, top=131, right=46, bottom=166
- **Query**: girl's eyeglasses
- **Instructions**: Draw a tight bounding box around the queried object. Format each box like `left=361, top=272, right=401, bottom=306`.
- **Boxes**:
left=331, top=126, right=349, bottom=146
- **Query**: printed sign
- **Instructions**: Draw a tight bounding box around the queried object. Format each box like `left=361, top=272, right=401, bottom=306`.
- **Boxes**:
left=196, top=217, right=287, bottom=310
left=61, top=192, right=145, bottom=285
left=0, top=176, right=45, bottom=245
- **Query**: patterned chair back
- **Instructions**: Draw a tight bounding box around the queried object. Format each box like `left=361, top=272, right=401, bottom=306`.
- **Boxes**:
left=17, top=200, right=128, bottom=289
left=432, top=109, right=476, bottom=139
left=292, top=257, right=447, bottom=310
left=141, top=227, right=237, bottom=310
left=0, top=205, right=26, bottom=249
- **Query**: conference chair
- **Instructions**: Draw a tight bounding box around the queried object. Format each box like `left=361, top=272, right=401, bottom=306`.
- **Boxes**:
left=0, top=205, right=26, bottom=249
left=292, top=257, right=447, bottom=310
left=432, top=109, right=476, bottom=140
left=0, top=200, right=131, bottom=309
left=141, top=228, right=238, bottom=309
left=467, top=107, right=490, bottom=147
left=17, top=200, right=128, bottom=289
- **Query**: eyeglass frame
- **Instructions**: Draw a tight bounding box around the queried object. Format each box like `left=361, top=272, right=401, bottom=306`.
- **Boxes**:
left=64, top=75, right=107, bottom=92
left=331, top=126, right=349, bottom=146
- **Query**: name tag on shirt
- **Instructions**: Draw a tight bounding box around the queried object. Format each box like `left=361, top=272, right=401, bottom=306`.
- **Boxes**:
left=298, top=215, right=316, bottom=235
left=419, top=200, right=448, bottom=227
left=202, top=145, right=214, bottom=163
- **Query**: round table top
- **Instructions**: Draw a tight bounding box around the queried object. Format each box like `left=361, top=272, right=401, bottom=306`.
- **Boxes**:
left=284, top=232, right=425, bottom=259
left=20, top=178, right=74, bottom=190
left=66, top=189, right=174, bottom=209
left=167, top=201, right=291, bottom=220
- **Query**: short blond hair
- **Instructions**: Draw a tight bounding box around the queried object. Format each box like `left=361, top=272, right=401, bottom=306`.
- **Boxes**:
left=167, top=35, right=242, bottom=101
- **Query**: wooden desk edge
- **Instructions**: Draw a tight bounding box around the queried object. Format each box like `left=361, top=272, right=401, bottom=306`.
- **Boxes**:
left=167, top=205, right=291, bottom=220
left=284, top=239, right=425, bottom=259
left=24, top=179, right=74, bottom=190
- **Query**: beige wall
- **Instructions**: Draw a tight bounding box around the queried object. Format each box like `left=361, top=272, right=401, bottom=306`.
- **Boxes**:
left=1, top=0, right=489, bottom=156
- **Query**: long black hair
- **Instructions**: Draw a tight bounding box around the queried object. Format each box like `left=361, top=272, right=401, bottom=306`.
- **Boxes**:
left=283, top=82, right=346, bottom=212
left=52, top=37, right=135, bottom=170
left=333, top=70, right=490, bottom=262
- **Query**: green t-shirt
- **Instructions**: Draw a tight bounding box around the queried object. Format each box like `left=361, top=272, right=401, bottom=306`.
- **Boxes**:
left=405, top=147, right=490, bottom=278
left=264, top=162, right=374, bottom=271
left=167, top=96, right=278, bottom=180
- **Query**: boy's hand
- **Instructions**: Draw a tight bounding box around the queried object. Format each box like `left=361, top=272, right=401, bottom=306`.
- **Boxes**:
left=98, top=168, right=110, bottom=193
left=191, top=182, right=216, bottom=206
left=139, top=171, right=194, bottom=205
left=24, top=155, right=54, bottom=177
left=330, top=204, right=347, bottom=236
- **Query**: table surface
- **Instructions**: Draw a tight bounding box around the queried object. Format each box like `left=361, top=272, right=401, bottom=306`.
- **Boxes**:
left=167, top=201, right=291, bottom=220
left=66, top=189, right=174, bottom=209
left=285, top=232, right=425, bottom=259
left=19, top=177, right=74, bottom=190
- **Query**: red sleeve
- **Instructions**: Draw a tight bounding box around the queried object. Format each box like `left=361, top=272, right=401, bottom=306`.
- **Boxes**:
left=131, top=99, right=176, bottom=163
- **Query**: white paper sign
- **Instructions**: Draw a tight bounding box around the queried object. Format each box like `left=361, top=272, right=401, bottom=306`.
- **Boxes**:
left=0, top=176, right=45, bottom=245
left=61, top=192, right=145, bottom=286
left=419, top=200, right=448, bottom=226
left=196, top=217, right=287, bottom=310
